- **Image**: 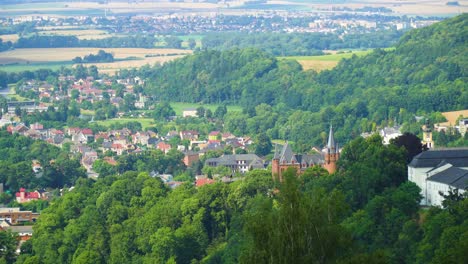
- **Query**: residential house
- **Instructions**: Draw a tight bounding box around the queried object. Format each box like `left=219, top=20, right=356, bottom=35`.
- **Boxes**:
left=157, top=142, right=172, bottom=154
left=0, top=208, right=39, bottom=225
left=183, top=151, right=200, bottom=167
left=134, top=95, right=147, bottom=109
left=205, top=154, right=265, bottom=174
left=132, top=131, right=150, bottom=146
left=208, top=131, right=221, bottom=143
left=182, top=108, right=198, bottom=117
left=222, top=133, right=235, bottom=141
left=82, top=150, right=98, bottom=171
left=67, top=127, right=81, bottom=136
left=195, top=177, right=216, bottom=187
left=72, top=128, right=94, bottom=144
left=380, top=126, right=402, bottom=145
left=15, top=188, right=44, bottom=203
left=111, top=143, right=124, bottom=155
left=7, top=123, right=28, bottom=134
left=180, top=130, right=199, bottom=141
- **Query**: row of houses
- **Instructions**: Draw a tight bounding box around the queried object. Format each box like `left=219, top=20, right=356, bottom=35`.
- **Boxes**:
left=3, top=119, right=258, bottom=176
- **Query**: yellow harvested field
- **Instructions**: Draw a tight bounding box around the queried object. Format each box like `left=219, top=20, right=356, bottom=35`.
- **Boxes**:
left=439, top=110, right=468, bottom=126
left=38, top=29, right=111, bottom=40
left=0, top=47, right=192, bottom=75
left=0, top=34, right=19, bottom=43
left=94, top=55, right=188, bottom=75
left=0, top=48, right=192, bottom=63
left=298, top=60, right=339, bottom=72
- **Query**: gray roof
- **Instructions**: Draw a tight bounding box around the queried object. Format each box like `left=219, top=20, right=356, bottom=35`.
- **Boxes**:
left=205, top=154, right=264, bottom=168
left=5, top=225, right=34, bottom=234
left=427, top=166, right=468, bottom=189
left=273, top=143, right=324, bottom=166
left=297, top=154, right=324, bottom=166
left=409, top=148, right=468, bottom=168
left=278, top=142, right=297, bottom=164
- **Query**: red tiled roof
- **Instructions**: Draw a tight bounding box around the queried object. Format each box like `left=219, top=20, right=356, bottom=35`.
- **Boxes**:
left=81, top=128, right=93, bottom=135
left=195, top=178, right=216, bottom=187
left=15, top=189, right=40, bottom=199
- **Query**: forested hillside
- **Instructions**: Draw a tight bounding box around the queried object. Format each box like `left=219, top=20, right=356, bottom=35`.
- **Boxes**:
left=139, top=14, right=467, bottom=147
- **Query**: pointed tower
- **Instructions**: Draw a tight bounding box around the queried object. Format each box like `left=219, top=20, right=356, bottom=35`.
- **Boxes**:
left=323, top=125, right=339, bottom=174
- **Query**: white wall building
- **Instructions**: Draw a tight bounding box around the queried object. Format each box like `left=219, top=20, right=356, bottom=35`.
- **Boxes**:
left=408, top=148, right=468, bottom=206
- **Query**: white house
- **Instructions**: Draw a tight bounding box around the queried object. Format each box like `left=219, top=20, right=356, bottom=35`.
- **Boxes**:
left=380, top=126, right=402, bottom=145
left=408, top=148, right=468, bottom=206
left=182, top=108, right=198, bottom=118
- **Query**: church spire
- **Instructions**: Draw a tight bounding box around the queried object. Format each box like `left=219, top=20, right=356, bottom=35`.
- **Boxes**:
left=327, top=124, right=336, bottom=153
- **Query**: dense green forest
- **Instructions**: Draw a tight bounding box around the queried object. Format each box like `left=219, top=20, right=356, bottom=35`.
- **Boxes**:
left=201, top=30, right=404, bottom=56
left=0, top=131, right=86, bottom=201
left=11, top=135, right=467, bottom=264
left=13, top=35, right=159, bottom=49
left=8, top=29, right=404, bottom=53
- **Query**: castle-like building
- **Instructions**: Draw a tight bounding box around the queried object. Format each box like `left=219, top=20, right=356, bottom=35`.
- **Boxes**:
left=272, top=125, right=339, bottom=181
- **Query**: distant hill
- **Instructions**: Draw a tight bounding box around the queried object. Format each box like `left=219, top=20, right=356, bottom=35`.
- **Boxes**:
left=316, top=13, right=467, bottom=112
left=144, top=14, right=466, bottom=109
left=139, top=14, right=467, bottom=145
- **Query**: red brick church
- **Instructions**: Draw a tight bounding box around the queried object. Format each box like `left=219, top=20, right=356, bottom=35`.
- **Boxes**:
left=272, top=125, right=340, bottom=181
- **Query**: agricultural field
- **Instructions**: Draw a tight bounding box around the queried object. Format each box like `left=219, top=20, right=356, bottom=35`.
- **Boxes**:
left=0, top=48, right=192, bottom=74
left=95, top=118, right=156, bottom=130
left=37, top=29, right=112, bottom=40
left=279, top=50, right=373, bottom=72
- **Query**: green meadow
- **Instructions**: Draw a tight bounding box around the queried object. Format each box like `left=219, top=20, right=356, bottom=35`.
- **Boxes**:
left=95, top=118, right=155, bottom=130
left=170, top=102, right=242, bottom=116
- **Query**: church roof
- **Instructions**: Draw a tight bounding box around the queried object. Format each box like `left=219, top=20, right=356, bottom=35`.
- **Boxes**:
left=273, top=143, right=324, bottom=166
left=327, top=125, right=335, bottom=150
left=409, top=148, right=468, bottom=168
left=278, top=142, right=298, bottom=164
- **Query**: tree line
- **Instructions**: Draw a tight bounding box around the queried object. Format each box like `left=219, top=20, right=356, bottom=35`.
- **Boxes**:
left=201, top=30, right=405, bottom=56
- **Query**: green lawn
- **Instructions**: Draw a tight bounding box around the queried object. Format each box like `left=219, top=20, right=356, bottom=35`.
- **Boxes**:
left=0, top=61, right=72, bottom=72
left=95, top=118, right=156, bottom=130
left=170, top=102, right=242, bottom=116
left=80, top=109, right=96, bottom=116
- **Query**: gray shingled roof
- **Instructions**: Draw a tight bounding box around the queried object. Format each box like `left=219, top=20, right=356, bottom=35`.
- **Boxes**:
left=279, top=142, right=297, bottom=164
left=409, top=148, right=468, bottom=168
left=427, top=166, right=468, bottom=189
left=205, top=154, right=264, bottom=168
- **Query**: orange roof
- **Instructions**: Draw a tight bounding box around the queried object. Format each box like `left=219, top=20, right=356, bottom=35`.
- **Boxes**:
left=195, top=178, right=215, bottom=187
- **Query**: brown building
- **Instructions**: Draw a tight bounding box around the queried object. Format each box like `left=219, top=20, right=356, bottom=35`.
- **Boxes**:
left=183, top=151, right=200, bottom=167
left=272, top=125, right=340, bottom=181
left=0, top=208, right=39, bottom=225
